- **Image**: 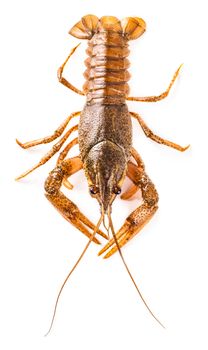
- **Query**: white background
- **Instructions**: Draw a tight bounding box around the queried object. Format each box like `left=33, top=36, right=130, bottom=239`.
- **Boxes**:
left=1, top=0, right=208, bottom=349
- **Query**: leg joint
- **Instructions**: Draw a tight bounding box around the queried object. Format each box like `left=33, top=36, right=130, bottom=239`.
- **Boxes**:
left=139, top=174, right=159, bottom=207
left=44, top=166, right=64, bottom=194
left=145, top=128, right=153, bottom=138
left=57, top=67, right=63, bottom=82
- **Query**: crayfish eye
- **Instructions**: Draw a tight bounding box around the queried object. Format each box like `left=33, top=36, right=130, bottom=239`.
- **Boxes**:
left=89, top=186, right=99, bottom=195
left=113, top=186, right=121, bottom=195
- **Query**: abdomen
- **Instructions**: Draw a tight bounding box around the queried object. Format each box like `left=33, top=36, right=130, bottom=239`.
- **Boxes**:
left=83, top=31, right=130, bottom=105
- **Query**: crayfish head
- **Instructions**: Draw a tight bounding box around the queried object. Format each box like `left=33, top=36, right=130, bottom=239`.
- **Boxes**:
left=84, top=141, right=127, bottom=213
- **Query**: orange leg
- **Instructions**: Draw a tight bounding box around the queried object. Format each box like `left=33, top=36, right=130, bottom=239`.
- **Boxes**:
left=44, top=157, right=108, bottom=243
left=131, top=147, right=145, bottom=169
left=16, top=111, right=80, bottom=149
left=57, top=137, right=79, bottom=190
left=127, top=65, right=182, bottom=102
left=98, top=159, right=159, bottom=258
left=130, top=112, right=189, bottom=152
left=57, top=44, right=85, bottom=96
left=15, top=125, right=78, bottom=180
left=121, top=183, right=139, bottom=200
left=57, top=138, right=78, bottom=165
left=121, top=147, right=144, bottom=200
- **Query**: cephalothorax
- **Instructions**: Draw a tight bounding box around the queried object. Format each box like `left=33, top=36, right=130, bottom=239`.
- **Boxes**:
left=16, top=15, right=189, bottom=333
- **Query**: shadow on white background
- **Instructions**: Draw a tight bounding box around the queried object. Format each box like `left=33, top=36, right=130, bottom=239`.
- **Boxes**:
left=1, top=1, right=208, bottom=349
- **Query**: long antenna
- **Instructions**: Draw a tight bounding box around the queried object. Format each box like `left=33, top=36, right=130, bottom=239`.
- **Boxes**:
left=45, top=210, right=104, bottom=336
left=108, top=209, right=165, bottom=329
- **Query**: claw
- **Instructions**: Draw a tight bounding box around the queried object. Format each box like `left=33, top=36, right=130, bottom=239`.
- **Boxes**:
left=78, top=212, right=108, bottom=240
left=102, top=224, right=130, bottom=258
left=98, top=224, right=127, bottom=256
left=45, top=192, right=104, bottom=244
left=99, top=204, right=158, bottom=258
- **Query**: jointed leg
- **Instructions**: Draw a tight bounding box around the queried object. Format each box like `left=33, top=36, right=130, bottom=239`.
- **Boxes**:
left=121, top=147, right=144, bottom=200
left=57, top=138, right=78, bottom=165
left=16, top=111, right=80, bottom=149
left=45, top=157, right=107, bottom=243
left=57, top=137, right=78, bottom=190
left=15, top=125, right=78, bottom=180
left=131, top=112, right=189, bottom=152
left=98, top=159, right=159, bottom=258
left=127, top=64, right=182, bottom=102
left=57, top=44, right=85, bottom=96
left=131, top=147, right=145, bottom=170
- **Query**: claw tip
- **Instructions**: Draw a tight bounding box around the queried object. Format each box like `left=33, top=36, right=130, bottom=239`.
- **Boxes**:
left=16, top=138, right=23, bottom=147
left=183, top=144, right=190, bottom=151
